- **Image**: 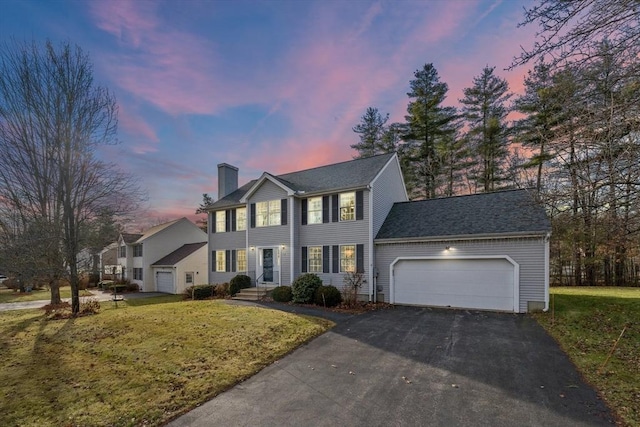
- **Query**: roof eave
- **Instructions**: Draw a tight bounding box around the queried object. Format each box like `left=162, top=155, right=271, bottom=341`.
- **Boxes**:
left=293, top=184, right=370, bottom=198
left=375, top=230, right=551, bottom=244
left=240, top=173, right=295, bottom=203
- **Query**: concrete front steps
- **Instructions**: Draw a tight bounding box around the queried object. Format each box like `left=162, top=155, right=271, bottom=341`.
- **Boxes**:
left=232, top=285, right=278, bottom=301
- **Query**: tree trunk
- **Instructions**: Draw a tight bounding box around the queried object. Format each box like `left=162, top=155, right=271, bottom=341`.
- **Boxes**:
left=49, top=276, right=62, bottom=305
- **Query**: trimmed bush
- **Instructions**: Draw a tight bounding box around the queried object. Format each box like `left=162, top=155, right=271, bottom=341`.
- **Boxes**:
left=185, top=284, right=216, bottom=300
left=271, top=286, right=292, bottom=302
left=229, top=274, right=252, bottom=296
left=291, top=273, right=322, bottom=303
left=314, top=285, right=342, bottom=307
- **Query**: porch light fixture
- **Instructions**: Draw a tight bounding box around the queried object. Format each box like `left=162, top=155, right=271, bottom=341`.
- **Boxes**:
left=445, top=246, right=451, bottom=251
left=250, top=246, right=255, bottom=251
left=280, top=244, right=286, bottom=251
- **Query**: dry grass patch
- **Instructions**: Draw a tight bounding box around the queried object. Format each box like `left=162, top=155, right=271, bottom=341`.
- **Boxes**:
left=0, top=299, right=332, bottom=426
left=531, top=287, right=640, bottom=426
left=0, top=287, right=91, bottom=303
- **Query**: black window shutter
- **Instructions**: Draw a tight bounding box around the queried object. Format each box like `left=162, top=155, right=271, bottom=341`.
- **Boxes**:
left=301, top=247, right=308, bottom=273
left=281, top=198, right=288, bottom=225
left=356, top=244, right=364, bottom=273
left=322, top=196, right=329, bottom=223
left=231, top=250, right=237, bottom=273
left=225, top=250, right=231, bottom=272
left=250, top=203, right=256, bottom=228
left=332, top=245, right=339, bottom=273
left=231, top=209, right=237, bottom=232
left=301, top=199, right=308, bottom=225
left=332, top=194, right=339, bottom=222
left=211, top=213, right=216, bottom=233
left=212, top=251, right=216, bottom=271
left=225, top=209, right=232, bottom=232
left=356, top=191, right=364, bottom=220
left=323, top=246, right=329, bottom=273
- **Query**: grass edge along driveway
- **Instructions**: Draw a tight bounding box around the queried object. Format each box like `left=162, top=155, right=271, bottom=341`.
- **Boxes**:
left=0, top=298, right=333, bottom=427
left=531, top=287, right=640, bottom=427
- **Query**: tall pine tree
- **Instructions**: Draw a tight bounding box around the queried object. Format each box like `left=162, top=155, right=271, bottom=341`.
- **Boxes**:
left=351, top=107, right=389, bottom=158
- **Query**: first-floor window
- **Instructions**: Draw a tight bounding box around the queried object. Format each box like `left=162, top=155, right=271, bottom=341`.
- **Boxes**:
left=216, top=251, right=226, bottom=272
left=308, top=246, right=322, bottom=273
left=133, top=268, right=143, bottom=280
left=185, top=272, right=194, bottom=285
left=340, top=245, right=355, bottom=273
left=237, top=249, right=247, bottom=272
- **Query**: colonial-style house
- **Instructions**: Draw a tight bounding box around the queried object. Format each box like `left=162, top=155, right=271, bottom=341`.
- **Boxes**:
left=207, top=153, right=551, bottom=313
left=116, top=218, right=207, bottom=292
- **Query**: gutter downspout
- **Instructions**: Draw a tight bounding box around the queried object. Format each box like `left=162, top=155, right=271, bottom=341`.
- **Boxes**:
left=544, top=232, right=551, bottom=311
left=368, top=186, right=374, bottom=302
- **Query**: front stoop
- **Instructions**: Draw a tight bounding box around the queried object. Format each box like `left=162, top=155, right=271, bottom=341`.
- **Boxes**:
left=232, top=285, right=277, bottom=301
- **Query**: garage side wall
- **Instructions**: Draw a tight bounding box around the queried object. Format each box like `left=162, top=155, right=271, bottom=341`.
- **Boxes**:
left=375, top=237, right=548, bottom=313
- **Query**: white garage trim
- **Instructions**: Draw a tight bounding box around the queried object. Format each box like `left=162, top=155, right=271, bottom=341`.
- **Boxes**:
left=389, top=255, right=520, bottom=312
left=156, top=270, right=175, bottom=293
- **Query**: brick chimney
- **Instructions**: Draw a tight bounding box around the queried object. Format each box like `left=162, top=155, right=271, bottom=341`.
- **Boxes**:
left=217, top=163, right=238, bottom=199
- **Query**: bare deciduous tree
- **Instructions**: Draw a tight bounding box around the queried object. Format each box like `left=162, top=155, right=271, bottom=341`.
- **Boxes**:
left=0, top=39, right=145, bottom=314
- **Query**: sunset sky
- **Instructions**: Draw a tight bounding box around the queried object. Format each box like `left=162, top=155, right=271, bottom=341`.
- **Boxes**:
left=1, top=0, right=538, bottom=229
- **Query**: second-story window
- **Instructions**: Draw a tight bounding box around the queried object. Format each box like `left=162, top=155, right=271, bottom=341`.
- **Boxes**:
left=308, top=197, right=322, bottom=224
left=216, top=211, right=226, bottom=233
left=340, top=192, right=355, bottom=221
left=236, top=207, right=247, bottom=231
left=133, top=244, right=143, bottom=257
left=119, top=245, right=126, bottom=258
left=256, top=200, right=281, bottom=227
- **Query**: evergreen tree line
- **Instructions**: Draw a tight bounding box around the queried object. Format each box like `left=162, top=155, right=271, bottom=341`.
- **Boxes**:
left=352, top=44, right=640, bottom=286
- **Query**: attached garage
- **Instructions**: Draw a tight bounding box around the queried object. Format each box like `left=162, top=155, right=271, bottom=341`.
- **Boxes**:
left=374, top=190, right=551, bottom=313
left=156, top=271, right=174, bottom=293
left=391, top=257, right=518, bottom=312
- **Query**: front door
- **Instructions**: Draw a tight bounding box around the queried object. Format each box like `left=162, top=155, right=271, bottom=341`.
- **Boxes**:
left=262, top=248, right=274, bottom=282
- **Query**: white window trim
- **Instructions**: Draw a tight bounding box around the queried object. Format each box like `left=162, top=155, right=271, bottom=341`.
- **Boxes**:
left=237, top=248, right=247, bottom=272
left=339, top=192, right=356, bottom=222
left=339, top=244, right=356, bottom=273
left=308, top=246, right=322, bottom=273
left=216, top=211, right=226, bottom=233
left=307, top=197, right=322, bottom=225
left=236, top=207, right=247, bottom=231
left=216, top=251, right=226, bottom=272
left=256, top=200, right=281, bottom=227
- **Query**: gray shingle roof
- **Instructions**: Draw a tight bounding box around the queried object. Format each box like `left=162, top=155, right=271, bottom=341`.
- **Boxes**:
left=121, top=233, right=143, bottom=244
left=376, top=189, right=551, bottom=240
left=152, top=242, right=207, bottom=266
left=207, top=153, right=395, bottom=209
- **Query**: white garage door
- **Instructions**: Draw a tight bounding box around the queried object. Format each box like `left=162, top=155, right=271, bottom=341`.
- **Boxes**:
left=393, top=258, right=516, bottom=312
left=156, top=271, right=174, bottom=293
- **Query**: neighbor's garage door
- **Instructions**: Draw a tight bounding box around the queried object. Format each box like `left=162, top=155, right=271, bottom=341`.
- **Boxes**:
left=156, top=271, right=174, bottom=293
left=393, top=258, right=516, bottom=312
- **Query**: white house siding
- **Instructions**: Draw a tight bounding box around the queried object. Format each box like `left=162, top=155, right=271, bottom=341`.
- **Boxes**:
left=371, top=157, right=408, bottom=237
left=298, top=191, right=370, bottom=295
left=375, top=237, right=548, bottom=313
left=140, top=219, right=206, bottom=291
left=175, top=245, right=208, bottom=293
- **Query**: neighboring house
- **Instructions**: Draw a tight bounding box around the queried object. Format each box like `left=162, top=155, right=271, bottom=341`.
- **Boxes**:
left=99, top=243, right=118, bottom=280
left=207, top=153, right=551, bottom=313
left=152, top=242, right=208, bottom=294
left=116, top=218, right=207, bottom=292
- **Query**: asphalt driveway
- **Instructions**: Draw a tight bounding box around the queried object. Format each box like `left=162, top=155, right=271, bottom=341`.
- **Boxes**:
left=168, top=305, right=615, bottom=427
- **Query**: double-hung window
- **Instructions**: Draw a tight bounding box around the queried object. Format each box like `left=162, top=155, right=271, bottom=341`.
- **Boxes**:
left=237, top=249, right=247, bottom=272
left=216, top=251, right=225, bottom=272
left=216, top=211, right=226, bottom=233
left=308, top=197, right=322, bottom=224
left=133, top=244, right=142, bottom=257
left=256, top=200, right=281, bottom=227
left=340, top=245, right=356, bottom=273
left=185, top=272, right=194, bottom=285
left=133, top=268, right=143, bottom=280
left=119, top=245, right=126, bottom=258
left=236, top=207, right=247, bottom=231
left=308, top=246, right=322, bottom=273
left=339, top=192, right=355, bottom=221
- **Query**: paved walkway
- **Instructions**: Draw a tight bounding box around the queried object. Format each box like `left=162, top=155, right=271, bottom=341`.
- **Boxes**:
left=0, top=290, right=167, bottom=312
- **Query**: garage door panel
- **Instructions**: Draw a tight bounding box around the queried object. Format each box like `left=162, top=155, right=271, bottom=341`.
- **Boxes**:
left=156, top=272, right=174, bottom=293
left=394, top=258, right=515, bottom=312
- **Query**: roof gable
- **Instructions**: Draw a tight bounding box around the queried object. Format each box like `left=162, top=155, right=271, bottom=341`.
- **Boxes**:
left=376, top=189, right=551, bottom=241
left=239, top=172, right=295, bottom=203
left=152, top=242, right=207, bottom=266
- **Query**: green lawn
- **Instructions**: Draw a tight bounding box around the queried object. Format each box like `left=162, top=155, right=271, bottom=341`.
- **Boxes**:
left=531, top=287, right=640, bottom=426
left=0, top=287, right=92, bottom=303
left=0, top=298, right=333, bottom=426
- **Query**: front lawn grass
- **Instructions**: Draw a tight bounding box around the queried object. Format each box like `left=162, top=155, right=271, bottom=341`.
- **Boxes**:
left=531, top=287, right=640, bottom=426
left=0, top=299, right=333, bottom=426
left=0, top=286, right=92, bottom=303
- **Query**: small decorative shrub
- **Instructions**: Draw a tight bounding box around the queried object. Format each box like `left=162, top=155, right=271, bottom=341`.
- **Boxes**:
left=80, top=298, right=101, bottom=315
left=109, top=284, right=128, bottom=294
left=97, top=280, right=114, bottom=290
left=126, top=282, right=140, bottom=292
left=185, top=284, right=216, bottom=300
left=229, top=274, right=252, bottom=296
left=291, top=273, right=322, bottom=303
left=343, top=270, right=367, bottom=308
left=271, top=285, right=293, bottom=302
left=215, top=282, right=230, bottom=297
left=314, top=285, right=342, bottom=307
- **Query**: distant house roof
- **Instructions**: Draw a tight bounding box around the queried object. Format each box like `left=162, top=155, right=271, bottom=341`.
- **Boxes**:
left=152, top=242, right=207, bottom=266
left=121, top=233, right=143, bottom=244
left=208, top=153, right=396, bottom=210
left=138, top=218, right=182, bottom=241
left=376, top=189, right=551, bottom=241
